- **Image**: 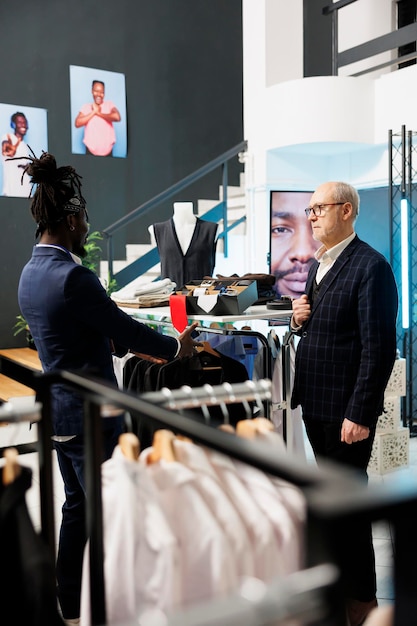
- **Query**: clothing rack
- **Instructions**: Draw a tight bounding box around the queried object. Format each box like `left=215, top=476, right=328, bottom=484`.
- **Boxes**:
left=280, top=329, right=295, bottom=443
left=140, top=378, right=271, bottom=413
left=125, top=316, right=273, bottom=379
left=139, top=563, right=340, bottom=626
left=3, top=354, right=417, bottom=625
left=33, top=369, right=417, bottom=626
left=0, top=391, right=56, bottom=568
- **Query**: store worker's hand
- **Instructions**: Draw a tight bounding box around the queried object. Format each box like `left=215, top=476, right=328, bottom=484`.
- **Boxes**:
left=177, top=321, right=203, bottom=359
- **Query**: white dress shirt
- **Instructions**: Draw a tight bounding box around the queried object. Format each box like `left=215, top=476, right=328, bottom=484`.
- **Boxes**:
left=173, top=439, right=255, bottom=579
left=315, top=232, right=356, bottom=283
left=204, top=448, right=281, bottom=582
left=80, top=445, right=179, bottom=625
left=140, top=447, right=237, bottom=607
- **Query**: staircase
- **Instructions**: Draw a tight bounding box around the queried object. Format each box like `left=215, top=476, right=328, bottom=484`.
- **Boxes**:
left=100, top=173, right=248, bottom=289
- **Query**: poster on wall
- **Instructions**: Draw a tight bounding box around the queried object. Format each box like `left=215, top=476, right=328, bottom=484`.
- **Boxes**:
left=0, top=104, right=48, bottom=198
left=269, top=190, right=321, bottom=300
left=70, top=65, right=127, bottom=158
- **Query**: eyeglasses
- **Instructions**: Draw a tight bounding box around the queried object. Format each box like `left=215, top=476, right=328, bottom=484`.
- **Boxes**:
left=305, top=203, right=345, bottom=217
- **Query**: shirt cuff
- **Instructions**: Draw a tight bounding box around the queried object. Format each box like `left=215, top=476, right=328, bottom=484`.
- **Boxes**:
left=290, top=316, right=303, bottom=332
left=174, top=338, right=181, bottom=358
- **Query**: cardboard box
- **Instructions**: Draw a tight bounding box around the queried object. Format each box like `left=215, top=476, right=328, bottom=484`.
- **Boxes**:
left=182, top=279, right=258, bottom=316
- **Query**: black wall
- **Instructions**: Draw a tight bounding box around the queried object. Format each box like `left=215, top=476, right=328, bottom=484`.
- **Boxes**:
left=0, top=0, right=243, bottom=348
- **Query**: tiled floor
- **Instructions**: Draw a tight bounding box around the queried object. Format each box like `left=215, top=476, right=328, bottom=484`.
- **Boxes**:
left=1, top=406, right=416, bottom=609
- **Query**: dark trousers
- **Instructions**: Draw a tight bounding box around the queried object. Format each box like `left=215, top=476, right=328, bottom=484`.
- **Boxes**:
left=54, top=424, right=122, bottom=619
left=303, top=418, right=377, bottom=602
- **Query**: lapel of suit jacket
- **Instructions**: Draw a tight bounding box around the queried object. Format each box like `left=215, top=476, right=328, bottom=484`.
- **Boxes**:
left=305, top=261, right=319, bottom=302
left=305, top=236, right=361, bottom=322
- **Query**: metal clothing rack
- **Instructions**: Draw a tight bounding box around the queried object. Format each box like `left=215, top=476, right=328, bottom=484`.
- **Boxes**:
left=32, top=370, right=417, bottom=626
left=125, top=315, right=274, bottom=380
left=280, top=329, right=295, bottom=443
left=0, top=394, right=56, bottom=569
left=140, top=378, right=271, bottom=423
left=3, top=355, right=417, bottom=625
left=122, top=318, right=274, bottom=424
left=139, top=563, right=340, bottom=626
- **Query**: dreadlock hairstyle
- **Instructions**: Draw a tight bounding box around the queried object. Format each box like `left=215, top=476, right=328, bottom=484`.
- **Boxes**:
left=18, top=151, right=86, bottom=238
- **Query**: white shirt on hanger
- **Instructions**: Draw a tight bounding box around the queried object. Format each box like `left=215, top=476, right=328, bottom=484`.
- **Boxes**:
left=172, top=438, right=255, bottom=579
left=204, top=448, right=280, bottom=582
left=140, top=446, right=237, bottom=607
left=80, top=445, right=180, bottom=625
left=232, top=457, right=302, bottom=575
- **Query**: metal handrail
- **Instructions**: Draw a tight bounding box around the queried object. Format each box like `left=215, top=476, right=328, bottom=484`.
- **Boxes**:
left=102, top=140, right=247, bottom=282
left=323, top=1, right=417, bottom=77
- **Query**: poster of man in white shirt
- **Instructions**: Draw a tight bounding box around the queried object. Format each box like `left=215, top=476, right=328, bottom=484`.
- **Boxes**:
left=0, top=104, right=47, bottom=197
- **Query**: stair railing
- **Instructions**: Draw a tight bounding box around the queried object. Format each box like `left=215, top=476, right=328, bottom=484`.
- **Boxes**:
left=102, top=140, right=247, bottom=287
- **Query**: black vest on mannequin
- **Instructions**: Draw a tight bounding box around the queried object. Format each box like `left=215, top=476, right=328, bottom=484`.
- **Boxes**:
left=153, top=218, right=218, bottom=288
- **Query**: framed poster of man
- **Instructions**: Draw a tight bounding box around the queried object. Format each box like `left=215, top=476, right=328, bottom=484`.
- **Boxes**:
left=70, top=65, right=127, bottom=158
left=269, top=190, right=321, bottom=300
left=0, top=103, right=47, bottom=198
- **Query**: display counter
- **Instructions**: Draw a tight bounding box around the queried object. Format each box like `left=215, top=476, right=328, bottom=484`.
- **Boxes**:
left=117, top=303, right=292, bottom=325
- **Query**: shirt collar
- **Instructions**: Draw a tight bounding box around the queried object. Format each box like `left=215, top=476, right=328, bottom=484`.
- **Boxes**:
left=315, top=232, right=356, bottom=264
left=35, top=243, right=82, bottom=265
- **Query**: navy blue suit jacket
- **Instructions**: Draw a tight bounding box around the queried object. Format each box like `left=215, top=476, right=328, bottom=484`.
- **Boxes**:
left=291, top=236, right=398, bottom=427
left=18, top=246, right=178, bottom=435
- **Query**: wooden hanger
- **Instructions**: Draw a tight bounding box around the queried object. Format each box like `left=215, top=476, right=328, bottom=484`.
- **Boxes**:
left=218, top=424, right=235, bottom=434
left=147, top=429, right=177, bottom=464
left=119, top=433, right=140, bottom=461
left=194, top=341, right=220, bottom=358
left=252, top=417, right=275, bottom=433
left=236, top=417, right=274, bottom=439
left=3, top=447, right=21, bottom=485
left=175, top=434, right=193, bottom=443
left=236, top=419, right=259, bottom=439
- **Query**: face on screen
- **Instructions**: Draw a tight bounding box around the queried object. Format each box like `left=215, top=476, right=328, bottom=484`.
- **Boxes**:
left=270, top=191, right=321, bottom=299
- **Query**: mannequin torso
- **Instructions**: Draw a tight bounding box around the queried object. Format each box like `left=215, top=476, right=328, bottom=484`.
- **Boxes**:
left=149, top=202, right=197, bottom=255
left=172, top=201, right=197, bottom=255
left=150, top=201, right=218, bottom=287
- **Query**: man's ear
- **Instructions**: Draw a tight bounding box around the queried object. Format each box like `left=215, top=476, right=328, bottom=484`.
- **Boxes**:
left=343, top=202, right=353, bottom=218
left=67, top=214, right=76, bottom=231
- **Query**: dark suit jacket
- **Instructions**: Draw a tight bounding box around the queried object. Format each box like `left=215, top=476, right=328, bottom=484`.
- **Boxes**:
left=291, top=236, right=398, bottom=427
left=18, top=245, right=178, bottom=435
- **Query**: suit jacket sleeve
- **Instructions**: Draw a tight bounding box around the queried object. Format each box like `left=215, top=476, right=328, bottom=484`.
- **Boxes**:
left=344, top=255, right=398, bottom=425
left=64, top=265, right=178, bottom=360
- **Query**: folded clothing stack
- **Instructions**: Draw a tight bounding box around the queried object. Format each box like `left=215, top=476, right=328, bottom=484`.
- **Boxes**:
left=111, top=277, right=177, bottom=308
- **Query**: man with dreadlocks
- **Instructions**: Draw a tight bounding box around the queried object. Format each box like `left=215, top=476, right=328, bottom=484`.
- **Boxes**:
left=18, top=152, right=199, bottom=625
